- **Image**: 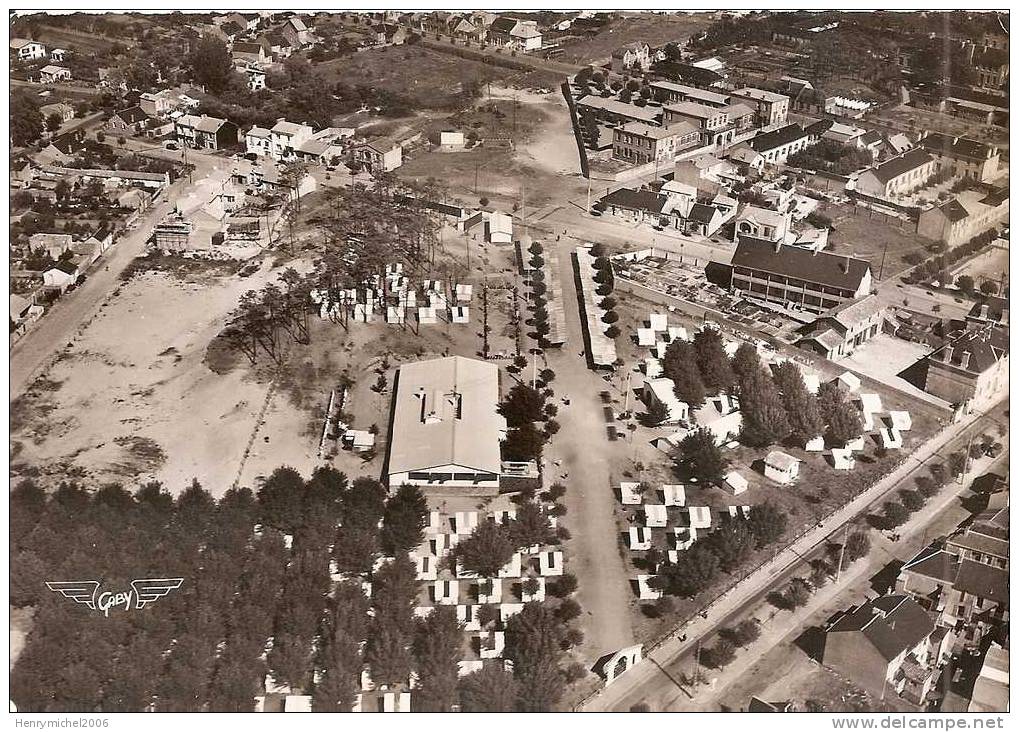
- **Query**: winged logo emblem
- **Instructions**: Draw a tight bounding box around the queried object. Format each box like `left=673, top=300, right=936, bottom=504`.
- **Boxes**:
left=46, top=578, right=183, bottom=615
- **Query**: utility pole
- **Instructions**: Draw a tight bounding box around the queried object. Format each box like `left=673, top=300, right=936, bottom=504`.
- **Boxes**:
left=835, top=523, right=850, bottom=583
left=474, top=161, right=479, bottom=195
left=878, top=239, right=889, bottom=281
left=586, top=177, right=592, bottom=214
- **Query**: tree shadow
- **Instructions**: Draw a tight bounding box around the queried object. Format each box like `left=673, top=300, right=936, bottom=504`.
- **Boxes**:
left=767, top=590, right=792, bottom=610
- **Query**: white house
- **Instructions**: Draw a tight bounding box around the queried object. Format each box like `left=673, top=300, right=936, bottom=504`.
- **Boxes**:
left=687, top=507, right=712, bottom=530
left=11, top=38, right=46, bottom=60
left=487, top=211, right=512, bottom=243
left=763, top=450, right=800, bottom=484
left=831, top=448, right=856, bottom=470
left=538, top=550, right=563, bottom=577
left=879, top=427, right=903, bottom=450
left=39, top=65, right=72, bottom=84
left=671, top=526, right=697, bottom=552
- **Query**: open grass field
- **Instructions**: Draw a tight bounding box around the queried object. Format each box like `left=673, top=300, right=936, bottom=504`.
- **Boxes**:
left=318, top=45, right=518, bottom=110
left=556, top=12, right=715, bottom=65
left=822, top=202, right=930, bottom=281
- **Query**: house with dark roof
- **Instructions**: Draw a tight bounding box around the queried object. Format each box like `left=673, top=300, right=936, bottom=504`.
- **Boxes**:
left=823, top=595, right=948, bottom=706
left=855, top=148, right=936, bottom=199
left=796, top=293, right=887, bottom=360
left=730, top=237, right=872, bottom=314
left=918, top=132, right=1000, bottom=183
left=966, top=296, right=1009, bottom=328
left=175, top=114, right=239, bottom=150
left=917, top=185, right=1009, bottom=247
left=749, top=124, right=812, bottom=165
left=971, top=46, right=1008, bottom=90
left=897, top=525, right=1009, bottom=648
left=598, top=188, right=667, bottom=222
left=919, top=323, right=1008, bottom=410
left=107, top=106, right=151, bottom=134
left=232, top=40, right=270, bottom=65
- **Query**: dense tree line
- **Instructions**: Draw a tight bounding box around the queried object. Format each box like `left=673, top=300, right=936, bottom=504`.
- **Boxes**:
left=10, top=466, right=430, bottom=712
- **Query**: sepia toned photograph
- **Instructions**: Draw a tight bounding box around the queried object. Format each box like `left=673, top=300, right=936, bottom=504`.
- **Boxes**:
left=8, top=6, right=1010, bottom=719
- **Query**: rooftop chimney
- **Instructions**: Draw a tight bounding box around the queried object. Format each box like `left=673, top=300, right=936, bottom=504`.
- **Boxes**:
left=841, top=255, right=850, bottom=274
left=979, top=304, right=989, bottom=320
left=959, top=351, right=971, bottom=371
left=942, top=345, right=954, bottom=363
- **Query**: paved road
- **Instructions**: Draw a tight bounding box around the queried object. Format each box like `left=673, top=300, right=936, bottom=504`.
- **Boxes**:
left=9, top=150, right=227, bottom=401
left=544, top=238, right=635, bottom=663
left=580, top=401, right=1004, bottom=711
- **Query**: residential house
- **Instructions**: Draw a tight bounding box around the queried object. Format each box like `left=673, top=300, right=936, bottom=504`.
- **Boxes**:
left=245, top=126, right=273, bottom=158
left=917, top=186, right=1009, bottom=247
left=232, top=40, right=270, bottom=66
left=43, top=259, right=81, bottom=292
left=726, top=143, right=765, bottom=171
left=107, top=106, right=151, bottom=135
left=385, top=356, right=506, bottom=493
left=10, top=38, right=46, bottom=60
left=282, top=16, right=311, bottom=47
left=612, top=42, right=651, bottom=73
left=39, top=65, right=72, bottom=84
left=10, top=293, right=43, bottom=333
left=823, top=595, right=949, bottom=706
left=139, top=91, right=174, bottom=118
left=796, top=294, right=886, bottom=360
left=734, top=206, right=792, bottom=243
left=30, top=232, right=74, bottom=260
left=262, top=32, right=294, bottom=58
left=730, top=237, right=873, bottom=314
left=488, top=17, right=542, bottom=51
left=353, top=138, right=403, bottom=173
left=270, top=119, right=315, bottom=160
left=917, top=133, right=1000, bottom=183
left=919, top=324, right=1008, bottom=411
left=968, top=644, right=1009, bottom=713
left=39, top=102, right=74, bottom=125
left=728, top=87, right=789, bottom=128
left=855, top=148, right=936, bottom=199
left=372, top=23, right=409, bottom=46
left=749, top=124, right=812, bottom=165
left=897, top=537, right=1009, bottom=647
left=966, top=296, right=1009, bottom=328
left=612, top=121, right=699, bottom=166
left=175, top=115, right=239, bottom=150
left=822, top=121, right=866, bottom=147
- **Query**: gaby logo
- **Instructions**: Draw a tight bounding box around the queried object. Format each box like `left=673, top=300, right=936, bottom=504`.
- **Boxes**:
left=46, top=578, right=184, bottom=617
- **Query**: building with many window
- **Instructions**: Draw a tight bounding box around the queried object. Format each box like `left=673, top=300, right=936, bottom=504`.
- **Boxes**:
left=728, top=87, right=790, bottom=128
left=611, top=121, right=699, bottom=165
left=175, top=114, right=238, bottom=150
left=730, top=237, right=872, bottom=314
left=917, top=186, right=1009, bottom=247
left=855, top=148, right=936, bottom=199
left=917, top=132, right=1001, bottom=183
left=919, top=323, right=1008, bottom=411
left=796, top=294, right=887, bottom=360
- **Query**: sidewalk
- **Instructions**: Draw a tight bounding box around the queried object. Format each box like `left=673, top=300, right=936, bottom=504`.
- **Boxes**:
left=580, top=403, right=1000, bottom=711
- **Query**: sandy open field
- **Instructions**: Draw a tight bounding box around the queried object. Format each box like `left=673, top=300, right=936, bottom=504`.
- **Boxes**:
left=10, top=259, right=290, bottom=496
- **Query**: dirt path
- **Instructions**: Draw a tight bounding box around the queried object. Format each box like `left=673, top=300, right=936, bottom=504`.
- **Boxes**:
left=544, top=232, right=635, bottom=666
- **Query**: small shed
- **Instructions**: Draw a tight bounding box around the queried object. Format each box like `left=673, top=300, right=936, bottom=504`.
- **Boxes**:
left=628, top=526, right=652, bottom=551
left=644, top=504, right=668, bottom=528
left=538, top=550, right=564, bottom=576
left=687, top=506, right=712, bottom=529
left=888, top=410, right=912, bottom=432
left=637, top=574, right=662, bottom=600
left=724, top=471, right=749, bottom=495
left=668, top=325, right=689, bottom=342
left=415, top=554, right=438, bottom=581
left=844, top=435, right=866, bottom=452
left=520, top=576, right=546, bottom=602
left=636, top=327, right=656, bottom=347
left=649, top=312, right=668, bottom=332
left=831, top=448, right=856, bottom=470
left=643, top=357, right=663, bottom=378
left=764, top=450, right=801, bottom=484
left=453, top=511, right=479, bottom=535
left=418, top=306, right=438, bottom=324
left=457, top=603, right=482, bottom=632
left=498, top=552, right=523, bottom=578
left=620, top=481, right=643, bottom=505
left=880, top=427, right=903, bottom=449
left=451, top=305, right=470, bottom=323
left=805, top=435, right=825, bottom=452
left=432, top=579, right=459, bottom=605
left=727, top=505, right=752, bottom=520
left=835, top=371, right=861, bottom=393
left=662, top=484, right=686, bottom=506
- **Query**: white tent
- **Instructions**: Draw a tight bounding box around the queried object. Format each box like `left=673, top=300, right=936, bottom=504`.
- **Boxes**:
left=637, top=574, right=662, bottom=600
left=662, top=484, right=686, bottom=506
left=644, top=504, right=668, bottom=528
left=724, top=471, right=749, bottom=495
left=620, top=482, right=643, bottom=505
left=628, top=526, right=652, bottom=551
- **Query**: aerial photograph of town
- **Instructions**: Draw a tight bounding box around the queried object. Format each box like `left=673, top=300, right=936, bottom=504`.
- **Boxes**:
left=7, top=6, right=1010, bottom=719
